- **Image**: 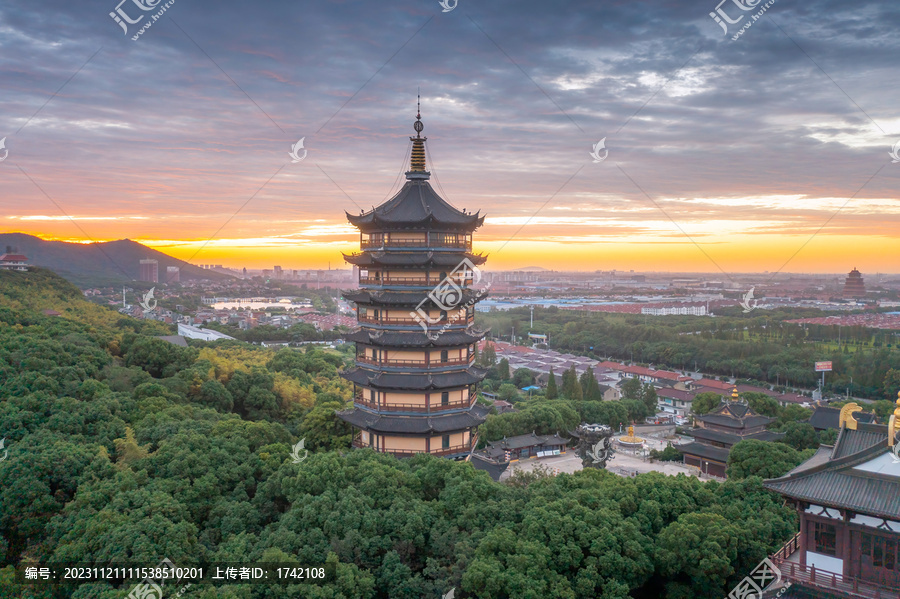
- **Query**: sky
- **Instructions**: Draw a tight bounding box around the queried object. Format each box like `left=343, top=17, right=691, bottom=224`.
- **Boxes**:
left=1, top=0, right=899, bottom=277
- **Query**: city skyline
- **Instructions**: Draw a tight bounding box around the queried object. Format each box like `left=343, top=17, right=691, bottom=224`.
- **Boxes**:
left=2, top=0, right=899, bottom=274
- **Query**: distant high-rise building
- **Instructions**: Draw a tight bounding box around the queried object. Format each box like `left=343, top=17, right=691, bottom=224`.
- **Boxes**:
left=139, top=259, right=158, bottom=283
left=842, top=267, right=866, bottom=298
left=166, top=266, right=180, bottom=283
left=273, top=265, right=283, bottom=278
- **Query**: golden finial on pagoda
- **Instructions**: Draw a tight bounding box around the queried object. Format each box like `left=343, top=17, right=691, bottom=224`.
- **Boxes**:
left=839, top=402, right=862, bottom=431
left=407, top=91, right=428, bottom=176
left=732, top=386, right=739, bottom=401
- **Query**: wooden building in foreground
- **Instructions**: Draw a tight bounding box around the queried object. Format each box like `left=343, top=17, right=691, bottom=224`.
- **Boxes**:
left=337, top=108, right=490, bottom=459
left=763, top=399, right=900, bottom=598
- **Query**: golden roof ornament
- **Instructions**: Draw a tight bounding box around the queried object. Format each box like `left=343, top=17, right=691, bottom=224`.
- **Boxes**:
left=888, top=391, right=900, bottom=447
left=839, top=402, right=862, bottom=431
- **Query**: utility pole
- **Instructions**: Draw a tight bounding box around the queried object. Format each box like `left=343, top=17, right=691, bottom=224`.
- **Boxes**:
left=530, top=305, right=534, bottom=329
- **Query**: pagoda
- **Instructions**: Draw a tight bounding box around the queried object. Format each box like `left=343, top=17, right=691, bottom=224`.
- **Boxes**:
left=843, top=267, right=866, bottom=299
left=336, top=104, right=491, bottom=459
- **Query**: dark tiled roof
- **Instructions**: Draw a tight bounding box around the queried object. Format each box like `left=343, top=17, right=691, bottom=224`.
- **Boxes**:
left=341, top=366, right=486, bottom=390
left=657, top=388, right=695, bottom=401
left=747, top=430, right=787, bottom=442
left=691, top=428, right=741, bottom=446
left=677, top=441, right=730, bottom=463
left=469, top=454, right=510, bottom=481
left=807, top=405, right=876, bottom=431
left=343, top=251, right=486, bottom=267
left=342, top=288, right=488, bottom=306
left=698, top=412, right=773, bottom=429
left=343, top=328, right=487, bottom=347
left=764, top=423, right=900, bottom=519
left=784, top=445, right=833, bottom=476
left=697, top=402, right=775, bottom=430
left=831, top=424, right=886, bottom=459
left=155, top=335, right=188, bottom=347
left=336, top=404, right=490, bottom=434
left=346, top=180, right=484, bottom=231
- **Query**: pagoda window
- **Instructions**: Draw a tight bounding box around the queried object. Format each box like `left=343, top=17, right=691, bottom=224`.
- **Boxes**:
left=371, top=348, right=378, bottom=361
left=442, top=435, right=450, bottom=449
left=370, top=389, right=376, bottom=404
left=441, top=391, right=449, bottom=406
left=440, top=350, right=448, bottom=363
left=813, top=521, right=837, bottom=556
left=440, top=310, right=447, bottom=321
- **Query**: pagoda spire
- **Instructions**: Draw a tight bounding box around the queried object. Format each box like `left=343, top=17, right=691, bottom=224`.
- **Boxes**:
left=407, top=91, right=430, bottom=180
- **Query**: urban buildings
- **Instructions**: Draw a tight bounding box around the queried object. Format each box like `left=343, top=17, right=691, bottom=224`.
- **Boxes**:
left=165, top=266, right=180, bottom=283
left=843, top=267, right=867, bottom=298
left=765, top=400, right=900, bottom=597
left=139, top=259, right=159, bottom=283
left=337, top=110, right=490, bottom=459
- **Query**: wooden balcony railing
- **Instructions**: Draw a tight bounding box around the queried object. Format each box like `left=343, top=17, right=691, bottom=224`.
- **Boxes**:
left=350, top=434, right=474, bottom=457
left=355, top=355, right=472, bottom=368
left=358, top=275, right=473, bottom=286
left=360, top=240, right=472, bottom=250
left=770, top=533, right=899, bottom=599
left=353, top=393, right=477, bottom=413
left=357, top=315, right=473, bottom=326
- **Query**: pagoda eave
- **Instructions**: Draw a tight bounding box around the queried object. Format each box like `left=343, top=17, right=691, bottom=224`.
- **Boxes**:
left=343, top=328, right=488, bottom=348
left=336, top=405, right=490, bottom=435
left=342, top=251, right=487, bottom=268
left=342, top=288, right=488, bottom=306
left=342, top=366, right=487, bottom=390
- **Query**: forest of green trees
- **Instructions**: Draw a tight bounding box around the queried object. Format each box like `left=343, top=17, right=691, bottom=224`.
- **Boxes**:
left=0, top=270, right=805, bottom=598
left=478, top=306, right=900, bottom=400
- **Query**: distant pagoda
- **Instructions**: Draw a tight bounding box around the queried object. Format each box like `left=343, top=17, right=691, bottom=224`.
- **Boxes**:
left=337, top=103, right=490, bottom=459
left=842, top=267, right=866, bottom=299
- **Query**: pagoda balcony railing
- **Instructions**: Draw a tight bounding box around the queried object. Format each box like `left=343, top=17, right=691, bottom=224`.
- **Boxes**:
left=358, top=275, right=473, bottom=286
left=770, top=533, right=899, bottom=599
left=360, top=239, right=472, bottom=250
left=355, top=355, right=472, bottom=368
left=353, top=393, right=477, bottom=413
left=351, top=438, right=475, bottom=458
left=357, top=315, right=474, bottom=326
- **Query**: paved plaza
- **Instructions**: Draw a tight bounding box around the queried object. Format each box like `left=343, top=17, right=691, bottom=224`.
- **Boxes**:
left=499, top=433, right=711, bottom=480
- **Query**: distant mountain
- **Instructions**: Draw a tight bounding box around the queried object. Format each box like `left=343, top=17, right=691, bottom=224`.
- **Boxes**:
left=0, top=233, right=234, bottom=287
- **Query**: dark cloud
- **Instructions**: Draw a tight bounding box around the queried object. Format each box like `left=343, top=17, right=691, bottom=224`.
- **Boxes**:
left=1, top=0, right=898, bottom=267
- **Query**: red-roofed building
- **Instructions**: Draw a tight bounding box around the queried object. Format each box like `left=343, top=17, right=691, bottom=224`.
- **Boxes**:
left=694, top=378, right=733, bottom=392
left=622, top=365, right=692, bottom=388
left=0, top=253, right=28, bottom=271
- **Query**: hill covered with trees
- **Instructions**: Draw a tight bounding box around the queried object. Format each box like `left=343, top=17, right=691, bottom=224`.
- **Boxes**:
left=0, top=269, right=800, bottom=598
left=0, top=233, right=234, bottom=286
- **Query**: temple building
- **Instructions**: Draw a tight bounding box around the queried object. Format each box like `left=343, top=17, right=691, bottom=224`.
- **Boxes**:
left=678, top=387, right=784, bottom=478
left=764, top=399, right=900, bottom=598
left=843, top=267, right=867, bottom=299
left=337, top=107, right=491, bottom=459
